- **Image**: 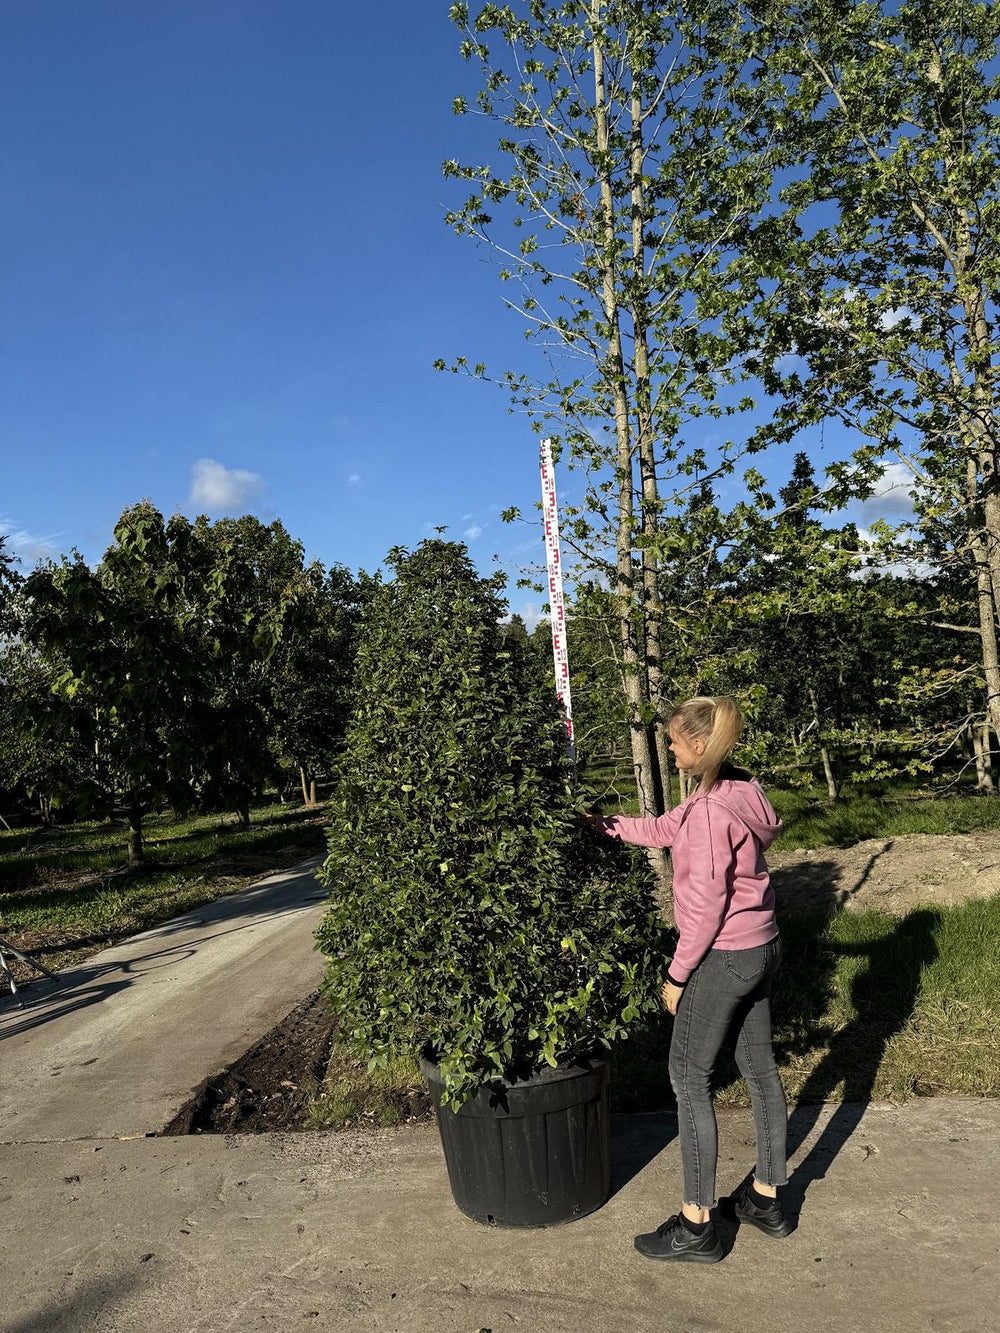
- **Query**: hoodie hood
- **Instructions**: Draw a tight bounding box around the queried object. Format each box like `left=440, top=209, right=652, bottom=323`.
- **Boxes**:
left=702, top=775, right=783, bottom=850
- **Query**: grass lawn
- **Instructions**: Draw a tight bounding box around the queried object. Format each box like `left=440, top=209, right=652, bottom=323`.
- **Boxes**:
left=612, top=892, right=1000, bottom=1111
left=0, top=800, right=327, bottom=978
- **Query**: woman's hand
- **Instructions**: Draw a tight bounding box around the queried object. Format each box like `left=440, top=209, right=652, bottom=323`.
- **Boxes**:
left=660, top=980, right=685, bottom=1016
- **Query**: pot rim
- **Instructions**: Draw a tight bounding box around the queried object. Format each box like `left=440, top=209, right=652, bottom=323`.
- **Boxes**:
left=418, top=1046, right=608, bottom=1092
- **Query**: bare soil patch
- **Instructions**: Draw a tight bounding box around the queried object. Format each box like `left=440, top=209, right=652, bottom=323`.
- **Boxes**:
left=160, top=990, right=340, bottom=1136
left=767, top=831, right=1000, bottom=917
left=159, top=990, right=432, bottom=1137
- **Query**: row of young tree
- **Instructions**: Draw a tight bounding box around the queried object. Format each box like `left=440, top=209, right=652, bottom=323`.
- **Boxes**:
left=0, top=507, right=367, bottom=862
left=512, top=451, right=996, bottom=804
left=441, top=0, right=1000, bottom=833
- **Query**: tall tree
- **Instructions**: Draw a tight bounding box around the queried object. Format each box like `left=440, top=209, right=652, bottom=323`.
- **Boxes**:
left=740, top=0, right=1000, bottom=741
left=440, top=1, right=782, bottom=844
left=186, top=515, right=302, bottom=823
left=22, top=506, right=203, bottom=862
left=268, top=561, right=368, bottom=805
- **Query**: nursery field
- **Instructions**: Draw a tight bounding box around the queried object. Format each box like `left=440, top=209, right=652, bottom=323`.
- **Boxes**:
left=3, top=786, right=998, bottom=1130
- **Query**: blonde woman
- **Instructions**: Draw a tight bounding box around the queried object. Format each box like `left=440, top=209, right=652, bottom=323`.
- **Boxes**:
left=589, top=696, right=789, bottom=1263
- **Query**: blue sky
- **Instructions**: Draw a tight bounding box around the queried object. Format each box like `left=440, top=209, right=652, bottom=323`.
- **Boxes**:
left=1, top=2, right=906, bottom=624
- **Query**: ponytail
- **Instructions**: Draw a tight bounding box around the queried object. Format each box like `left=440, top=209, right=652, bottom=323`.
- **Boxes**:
left=669, top=695, right=744, bottom=793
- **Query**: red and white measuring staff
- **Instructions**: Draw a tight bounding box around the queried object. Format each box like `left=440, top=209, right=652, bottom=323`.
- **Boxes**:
left=540, top=438, right=577, bottom=768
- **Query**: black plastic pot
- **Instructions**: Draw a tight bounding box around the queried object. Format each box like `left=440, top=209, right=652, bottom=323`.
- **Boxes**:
left=419, top=1052, right=611, bottom=1228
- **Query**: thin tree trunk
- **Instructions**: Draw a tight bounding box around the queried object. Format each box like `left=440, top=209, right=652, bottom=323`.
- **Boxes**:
left=965, top=457, right=1000, bottom=740
left=809, top=687, right=838, bottom=800
left=957, top=272, right=1000, bottom=612
left=309, top=779, right=317, bottom=806
left=127, top=803, right=144, bottom=866
left=630, top=77, right=670, bottom=816
left=592, top=15, right=659, bottom=830
left=974, top=723, right=995, bottom=792
left=300, top=765, right=310, bottom=806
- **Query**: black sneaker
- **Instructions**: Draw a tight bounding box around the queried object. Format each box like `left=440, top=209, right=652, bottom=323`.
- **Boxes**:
left=634, top=1214, right=724, bottom=1263
left=731, top=1178, right=792, bottom=1238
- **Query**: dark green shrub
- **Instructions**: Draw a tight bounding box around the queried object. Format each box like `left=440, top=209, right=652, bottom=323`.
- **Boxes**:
left=314, top=541, right=668, bottom=1107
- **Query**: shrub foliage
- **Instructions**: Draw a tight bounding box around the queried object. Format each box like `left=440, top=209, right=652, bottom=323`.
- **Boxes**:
left=315, top=541, right=668, bottom=1106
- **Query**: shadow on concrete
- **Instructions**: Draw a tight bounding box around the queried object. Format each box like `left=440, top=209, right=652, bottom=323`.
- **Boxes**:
left=609, top=1111, right=677, bottom=1200
left=0, top=859, right=326, bottom=1039
left=0, top=1270, right=147, bottom=1333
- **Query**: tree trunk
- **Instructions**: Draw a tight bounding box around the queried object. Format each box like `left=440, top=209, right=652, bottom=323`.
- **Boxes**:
left=629, top=77, right=671, bottom=814
left=236, top=802, right=251, bottom=829
left=809, top=687, right=838, bottom=800
left=974, top=724, right=995, bottom=792
left=127, top=805, right=144, bottom=866
left=592, top=16, right=658, bottom=820
left=592, top=12, right=666, bottom=892
left=662, top=745, right=675, bottom=810
left=965, top=457, right=1000, bottom=740
left=300, top=765, right=310, bottom=806
left=39, top=794, right=53, bottom=828
left=309, top=779, right=317, bottom=806
left=958, top=276, right=1000, bottom=612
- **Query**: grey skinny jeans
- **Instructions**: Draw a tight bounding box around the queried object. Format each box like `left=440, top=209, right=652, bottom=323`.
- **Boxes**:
left=669, top=937, right=787, bottom=1208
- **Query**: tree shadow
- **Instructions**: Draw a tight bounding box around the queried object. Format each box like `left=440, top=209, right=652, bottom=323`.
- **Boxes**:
left=0, top=857, right=326, bottom=1037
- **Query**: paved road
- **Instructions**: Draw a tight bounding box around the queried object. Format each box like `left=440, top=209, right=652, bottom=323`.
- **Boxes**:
left=1, top=1099, right=996, bottom=1333
left=0, top=855, right=327, bottom=1142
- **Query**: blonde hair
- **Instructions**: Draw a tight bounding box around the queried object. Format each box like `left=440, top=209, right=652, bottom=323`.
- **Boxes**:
left=669, top=696, right=744, bottom=793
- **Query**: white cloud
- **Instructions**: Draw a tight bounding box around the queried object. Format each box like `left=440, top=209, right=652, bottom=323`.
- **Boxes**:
left=0, top=520, right=61, bottom=566
left=880, top=306, right=913, bottom=330
left=812, top=287, right=912, bottom=335
left=868, top=461, right=919, bottom=517
left=347, top=473, right=361, bottom=485
left=507, top=601, right=547, bottom=633
left=855, top=527, right=934, bottom=580
left=188, top=459, right=265, bottom=513
left=464, top=525, right=483, bottom=540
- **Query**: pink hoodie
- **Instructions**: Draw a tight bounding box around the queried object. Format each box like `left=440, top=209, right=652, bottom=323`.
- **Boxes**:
left=594, top=771, right=782, bottom=984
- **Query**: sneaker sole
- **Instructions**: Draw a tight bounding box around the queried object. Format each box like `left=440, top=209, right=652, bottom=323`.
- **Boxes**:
left=734, top=1206, right=793, bottom=1238
left=633, top=1238, right=724, bottom=1263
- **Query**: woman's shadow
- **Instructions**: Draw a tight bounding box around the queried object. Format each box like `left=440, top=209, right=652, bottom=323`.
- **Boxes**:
left=765, top=858, right=941, bottom=1225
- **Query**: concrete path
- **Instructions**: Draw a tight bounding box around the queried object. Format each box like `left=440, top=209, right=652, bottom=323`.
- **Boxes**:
left=0, top=855, right=327, bottom=1141
left=1, top=1099, right=996, bottom=1333
left=1, top=858, right=996, bottom=1332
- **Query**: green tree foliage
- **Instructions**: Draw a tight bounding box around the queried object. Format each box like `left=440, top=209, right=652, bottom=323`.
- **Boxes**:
left=22, top=505, right=204, bottom=862
left=0, top=641, right=94, bottom=827
left=441, top=0, right=783, bottom=827
left=0, top=535, right=20, bottom=637
left=10, top=505, right=366, bottom=841
left=315, top=540, right=668, bottom=1107
left=738, top=0, right=1000, bottom=737
left=184, top=516, right=302, bottom=824
left=269, top=561, right=370, bottom=804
